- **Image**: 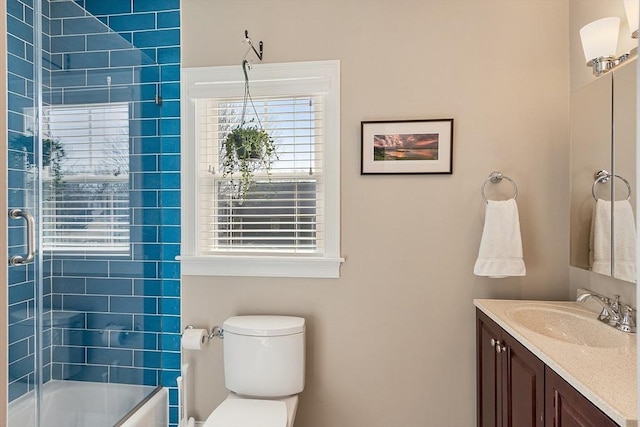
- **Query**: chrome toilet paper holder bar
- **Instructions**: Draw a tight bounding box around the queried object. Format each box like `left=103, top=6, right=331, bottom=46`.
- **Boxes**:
left=183, top=324, right=224, bottom=340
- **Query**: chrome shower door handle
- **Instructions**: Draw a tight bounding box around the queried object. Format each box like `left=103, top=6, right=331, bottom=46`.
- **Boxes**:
left=9, top=209, right=35, bottom=265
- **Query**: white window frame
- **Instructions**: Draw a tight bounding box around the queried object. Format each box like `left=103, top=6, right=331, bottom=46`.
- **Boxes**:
left=180, top=60, right=343, bottom=278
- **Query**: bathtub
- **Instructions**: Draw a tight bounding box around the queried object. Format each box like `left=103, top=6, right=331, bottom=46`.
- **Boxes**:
left=8, top=380, right=167, bottom=427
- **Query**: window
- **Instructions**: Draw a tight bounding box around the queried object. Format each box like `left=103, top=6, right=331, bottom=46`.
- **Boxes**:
left=181, top=61, right=343, bottom=278
left=198, top=96, right=320, bottom=253
left=42, top=103, right=130, bottom=253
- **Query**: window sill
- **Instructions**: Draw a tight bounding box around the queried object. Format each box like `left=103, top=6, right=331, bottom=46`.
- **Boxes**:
left=178, top=255, right=345, bottom=278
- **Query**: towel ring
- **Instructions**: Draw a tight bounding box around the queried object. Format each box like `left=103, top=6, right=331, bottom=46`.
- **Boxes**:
left=481, top=171, right=518, bottom=203
left=591, top=170, right=631, bottom=201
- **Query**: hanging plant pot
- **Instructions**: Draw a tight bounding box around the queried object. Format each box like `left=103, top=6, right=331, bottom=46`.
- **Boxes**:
left=227, top=127, right=265, bottom=160
left=221, top=124, right=277, bottom=199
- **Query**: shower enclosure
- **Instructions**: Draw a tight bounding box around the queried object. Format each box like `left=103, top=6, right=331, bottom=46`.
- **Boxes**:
left=5, top=0, right=181, bottom=425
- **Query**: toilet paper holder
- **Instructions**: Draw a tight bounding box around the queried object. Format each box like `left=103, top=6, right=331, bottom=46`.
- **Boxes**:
left=183, top=324, right=224, bottom=340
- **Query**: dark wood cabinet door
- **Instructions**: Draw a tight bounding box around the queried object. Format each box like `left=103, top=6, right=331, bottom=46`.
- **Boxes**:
left=477, top=309, right=503, bottom=427
left=502, top=332, right=545, bottom=427
left=545, top=367, right=618, bottom=427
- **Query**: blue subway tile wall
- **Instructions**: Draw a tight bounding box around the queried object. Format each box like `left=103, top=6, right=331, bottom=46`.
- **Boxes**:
left=6, top=0, right=181, bottom=423
left=50, top=0, right=181, bottom=425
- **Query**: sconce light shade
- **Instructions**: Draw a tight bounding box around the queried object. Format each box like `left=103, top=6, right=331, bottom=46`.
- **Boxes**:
left=580, top=17, right=622, bottom=75
left=623, top=0, right=639, bottom=38
left=580, top=17, right=621, bottom=62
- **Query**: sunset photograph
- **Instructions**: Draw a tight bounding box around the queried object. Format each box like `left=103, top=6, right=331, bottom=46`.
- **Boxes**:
left=373, top=133, right=439, bottom=161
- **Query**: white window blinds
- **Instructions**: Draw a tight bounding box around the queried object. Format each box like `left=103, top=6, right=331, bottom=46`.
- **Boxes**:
left=197, top=95, right=325, bottom=254
left=42, top=103, right=130, bottom=252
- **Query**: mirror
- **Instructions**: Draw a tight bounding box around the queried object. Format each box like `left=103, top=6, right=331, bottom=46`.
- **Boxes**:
left=569, top=58, right=636, bottom=283
left=612, top=60, right=637, bottom=282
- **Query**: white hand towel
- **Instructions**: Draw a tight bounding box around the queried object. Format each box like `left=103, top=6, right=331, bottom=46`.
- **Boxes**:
left=613, top=200, right=636, bottom=282
left=590, top=199, right=612, bottom=276
left=474, top=199, right=526, bottom=278
left=590, top=199, right=636, bottom=282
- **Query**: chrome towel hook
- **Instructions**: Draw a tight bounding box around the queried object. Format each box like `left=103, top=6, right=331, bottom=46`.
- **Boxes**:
left=481, top=171, right=518, bottom=203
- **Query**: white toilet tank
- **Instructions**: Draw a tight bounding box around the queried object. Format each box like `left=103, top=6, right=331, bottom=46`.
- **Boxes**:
left=223, top=315, right=305, bottom=398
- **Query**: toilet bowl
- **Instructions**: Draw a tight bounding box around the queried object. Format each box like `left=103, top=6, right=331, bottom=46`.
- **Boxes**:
left=202, top=315, right=305, bottom=427
left=203, top=393, right=299, bottom=427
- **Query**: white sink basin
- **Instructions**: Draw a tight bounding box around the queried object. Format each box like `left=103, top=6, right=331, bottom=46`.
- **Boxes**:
left=506, top=304, right=627, bottom=348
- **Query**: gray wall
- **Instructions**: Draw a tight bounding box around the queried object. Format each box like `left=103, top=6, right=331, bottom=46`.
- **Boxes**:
left=181, top=1, right=570, bottom=426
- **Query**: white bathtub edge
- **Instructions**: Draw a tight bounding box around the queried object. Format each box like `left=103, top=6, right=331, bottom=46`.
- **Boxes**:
left=119, top=387, right=168, bottom=427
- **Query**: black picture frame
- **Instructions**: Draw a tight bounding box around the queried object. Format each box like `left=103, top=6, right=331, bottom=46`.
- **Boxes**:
left=361, top=119, right=454, bottom=175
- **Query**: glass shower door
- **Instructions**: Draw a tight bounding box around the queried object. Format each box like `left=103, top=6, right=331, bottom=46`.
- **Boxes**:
left=7, top=0, right=44, bottom=423
left=7, top=0, right=171, bottom=425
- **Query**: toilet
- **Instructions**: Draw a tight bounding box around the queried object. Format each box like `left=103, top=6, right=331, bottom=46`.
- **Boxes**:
left=203, top=315, right=306, bottom=427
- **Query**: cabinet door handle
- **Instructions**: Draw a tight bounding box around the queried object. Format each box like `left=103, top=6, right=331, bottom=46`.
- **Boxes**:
left=495, top=341, right=507, bottom=354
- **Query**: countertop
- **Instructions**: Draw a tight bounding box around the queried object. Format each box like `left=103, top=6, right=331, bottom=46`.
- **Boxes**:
left=474, top=299, right=637, bottom=427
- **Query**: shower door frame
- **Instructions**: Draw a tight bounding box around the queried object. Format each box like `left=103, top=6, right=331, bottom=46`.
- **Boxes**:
left=1, top=0, right=9, bottom=421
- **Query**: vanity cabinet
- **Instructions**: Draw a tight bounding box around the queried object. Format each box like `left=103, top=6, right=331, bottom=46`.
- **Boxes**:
left=477, top=309, right=544, bottom=427
left=545, top=367, right=618, bottom=427
left=476, top=309, right=618, bottom=427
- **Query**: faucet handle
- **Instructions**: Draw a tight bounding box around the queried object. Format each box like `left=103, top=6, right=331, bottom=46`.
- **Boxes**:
left=597, top=306, right=612, bottom=322
left=611, top=295, right=620, bottom=311
left=618, top=306, right=636, bottom=333
left=609, top=295, right=623, bottom=324
left=596, top=297, right=612, bottom=322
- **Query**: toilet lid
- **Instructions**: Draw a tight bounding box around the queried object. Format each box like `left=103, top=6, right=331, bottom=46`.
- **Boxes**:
left=204, top=399, right=288, bottom=427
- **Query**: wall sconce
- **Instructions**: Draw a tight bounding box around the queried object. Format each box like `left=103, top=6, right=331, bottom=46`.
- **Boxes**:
left=623, top=0, right=639, bottom=38
left=580, top=0, right=639, bottom=77
left=580, top=17, right=629, bottom=76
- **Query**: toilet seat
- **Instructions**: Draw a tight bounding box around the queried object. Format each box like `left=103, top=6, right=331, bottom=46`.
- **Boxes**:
left=203, top=398, right=288, bottom=427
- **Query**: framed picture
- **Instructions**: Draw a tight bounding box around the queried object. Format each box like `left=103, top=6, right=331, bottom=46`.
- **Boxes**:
left=361, top=119, right=454, bottom=174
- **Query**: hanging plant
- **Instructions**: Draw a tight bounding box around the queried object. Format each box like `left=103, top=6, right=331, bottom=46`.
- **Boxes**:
left=221, top=124, right=276, bottom=197
left=9, top=133, right=66, bottom=186
left=43, top=137, right=66, bottom=187
left=220, top=59, right=277, bottom=199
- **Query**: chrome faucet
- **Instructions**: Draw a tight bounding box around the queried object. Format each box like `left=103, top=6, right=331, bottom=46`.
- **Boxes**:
left=576, top=288, right=636, bottom=333
left=576, top=290, right=620, bottom=324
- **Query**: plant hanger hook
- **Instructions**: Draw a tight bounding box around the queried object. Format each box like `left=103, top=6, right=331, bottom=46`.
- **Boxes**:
left=240, top=30, right=264, bottom=128
left=243, top=30, right=263, bottom=61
